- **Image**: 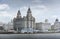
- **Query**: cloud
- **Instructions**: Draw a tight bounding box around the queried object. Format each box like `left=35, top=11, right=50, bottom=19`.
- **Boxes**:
left=0, top=12, right=12, bottom=17
left=0, top=4, right=9, bottom=10
left=32, top=0, right=41, bottom=3
left=20, top=3, right=60, bottom=23
left=0, top=11, right=14, bottom=23
left=20, top=5, right=48, bottom=22
left=0, top=0, right=60, bottom=23
left=52, top=15, right=58, bottom=19
left=0, top=4, right=11, bottom=17
left=51, top=15, right=60, bottom=20
left=0, top=4, right=12, bottom=23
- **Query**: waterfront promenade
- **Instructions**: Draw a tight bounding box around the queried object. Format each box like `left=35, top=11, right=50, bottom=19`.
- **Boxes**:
left=0, top=33, right=60, bottom=39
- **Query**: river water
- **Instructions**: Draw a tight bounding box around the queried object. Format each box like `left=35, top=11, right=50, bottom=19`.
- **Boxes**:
left=0, top=33, right=60, bottom=39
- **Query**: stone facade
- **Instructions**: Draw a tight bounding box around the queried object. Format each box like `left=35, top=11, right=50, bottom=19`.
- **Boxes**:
left=41, top=22, right=51, bottom=32
left=51, top=19, right=60, bottom=32
left=13, top=8, right=36, bottom=32
left=36, top=22, right=42, bottom=32
left=13, top=10, right=23, bottom=31
left=36, top=19, right=51, bottom=32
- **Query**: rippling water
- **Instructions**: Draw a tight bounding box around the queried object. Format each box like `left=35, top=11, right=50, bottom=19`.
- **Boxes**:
left=0, top=33, right=60, bottom=39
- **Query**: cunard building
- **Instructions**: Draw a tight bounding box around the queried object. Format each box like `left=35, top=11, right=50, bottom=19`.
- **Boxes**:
left=13, top=8, right=36, bottom=33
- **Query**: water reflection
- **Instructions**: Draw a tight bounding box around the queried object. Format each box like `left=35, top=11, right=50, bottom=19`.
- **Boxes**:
left=0, top=33, right=60, bottom=39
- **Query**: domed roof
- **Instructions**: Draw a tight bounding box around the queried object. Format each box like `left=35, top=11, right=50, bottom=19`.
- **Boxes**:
left=56, top=19, right=59, bottom=21
left=45, top=19, right=48, bottom=23
left=27, top=7, right=31, bottom=13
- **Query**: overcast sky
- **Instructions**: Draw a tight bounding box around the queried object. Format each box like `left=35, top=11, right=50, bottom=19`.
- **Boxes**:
left=0, top=0, right=60, bottom=24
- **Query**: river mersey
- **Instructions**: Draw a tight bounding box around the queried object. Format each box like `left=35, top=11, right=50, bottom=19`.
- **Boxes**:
left=0, top=33, right=60, bottom=39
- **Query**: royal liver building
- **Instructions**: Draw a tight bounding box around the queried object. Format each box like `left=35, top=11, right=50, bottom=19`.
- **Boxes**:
left=13, top=8, right=36, bottom=32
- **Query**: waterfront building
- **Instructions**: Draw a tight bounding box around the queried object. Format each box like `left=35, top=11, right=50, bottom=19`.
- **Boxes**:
left=0, top=22, right=4, bottom=32
left=13, top=8, right=36, bottom=33
left=36, top=19, right=51, bottom=32
left=13, top=10, right=24, bottom=32
left=36, top=22, right=43, bottom=32
left=51, top=19, right=60, bottom=32
left=3, top=21, right=14, bottom=32
left=0, top=26, right=4, bottom=32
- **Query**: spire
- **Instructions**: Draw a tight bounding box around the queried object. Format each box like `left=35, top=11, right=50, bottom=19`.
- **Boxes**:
left=17, top=10, right=21, bottom=18
left=27, top=7, right=31, bottom=13
left=26, top=7, right=32, bottom=17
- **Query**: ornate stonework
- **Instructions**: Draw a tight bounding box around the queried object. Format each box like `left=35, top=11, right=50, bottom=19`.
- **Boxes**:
left=13, top=8, right=36, bottom=32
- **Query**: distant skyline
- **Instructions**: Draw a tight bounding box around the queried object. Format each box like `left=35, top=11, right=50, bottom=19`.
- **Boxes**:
left=0, top=0, right=60, bottom=24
